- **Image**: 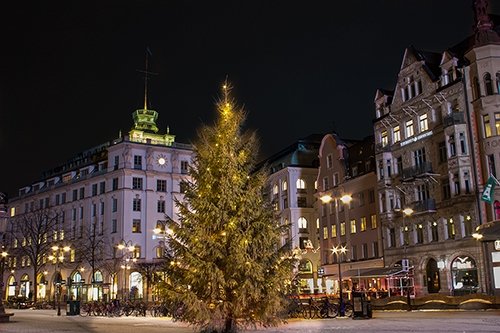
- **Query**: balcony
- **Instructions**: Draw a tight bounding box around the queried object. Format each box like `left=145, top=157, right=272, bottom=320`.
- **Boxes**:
left=375, top=143, right=391, bottom=153
left=402, top=161, right=434, bottom=181
left=443, top=112, right=465, bottom=128
left=411, top=198, right=437, bottom=214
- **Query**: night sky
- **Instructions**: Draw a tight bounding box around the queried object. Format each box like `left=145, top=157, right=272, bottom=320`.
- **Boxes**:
left=1, top=1, right=499, bottom=198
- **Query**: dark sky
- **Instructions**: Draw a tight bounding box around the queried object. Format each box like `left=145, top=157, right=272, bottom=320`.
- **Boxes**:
left=1, top=0, right=499, bottom=198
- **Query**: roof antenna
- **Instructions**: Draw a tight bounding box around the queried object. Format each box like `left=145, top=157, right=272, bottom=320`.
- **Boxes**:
left=137, top=47, right=158, bottom=110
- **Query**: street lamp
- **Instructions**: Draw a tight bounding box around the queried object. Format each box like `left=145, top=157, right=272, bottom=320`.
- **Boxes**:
left=331, top=244, right=348, bottom=317
left=0, top=248, right=12, bottom=320
left=117, top=240, right=136, bottom=300
left=48, top=245, right=71, bottom=316
left=402, top=207, right=414, bottom=311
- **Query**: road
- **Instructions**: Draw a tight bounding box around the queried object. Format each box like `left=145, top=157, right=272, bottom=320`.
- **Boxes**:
left=1, top=309, right=500, bottom=333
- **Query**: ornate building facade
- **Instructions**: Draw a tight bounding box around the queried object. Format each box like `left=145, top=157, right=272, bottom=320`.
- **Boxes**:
left=2, top=103, right=193, bottom=303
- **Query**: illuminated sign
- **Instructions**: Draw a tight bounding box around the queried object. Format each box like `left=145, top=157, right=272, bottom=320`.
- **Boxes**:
left=400, top=131, right=433, bottom=147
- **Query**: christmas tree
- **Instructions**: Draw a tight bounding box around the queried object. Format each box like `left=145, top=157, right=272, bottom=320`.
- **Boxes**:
left=161, top=82, right=295, bottom=333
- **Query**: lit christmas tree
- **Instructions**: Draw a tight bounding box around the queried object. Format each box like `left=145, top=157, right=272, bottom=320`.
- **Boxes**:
left=161, top=82, right=295, bottom=333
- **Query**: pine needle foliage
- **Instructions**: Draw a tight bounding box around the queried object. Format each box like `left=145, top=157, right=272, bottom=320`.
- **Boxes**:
left=160, top=82, right=295, bottom=333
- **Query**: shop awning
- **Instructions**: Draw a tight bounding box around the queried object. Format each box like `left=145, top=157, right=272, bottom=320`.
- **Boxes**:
left=473, top=220, right=500, bottom=241
left=342, top=267, right=408, bottom=279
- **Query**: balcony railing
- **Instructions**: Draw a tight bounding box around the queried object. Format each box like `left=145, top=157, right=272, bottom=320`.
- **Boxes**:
left=402, top=161, right=434, bottom=180
left=443, top=112, right=465, bottom=128
left=412, top=198, right=437, bottom=214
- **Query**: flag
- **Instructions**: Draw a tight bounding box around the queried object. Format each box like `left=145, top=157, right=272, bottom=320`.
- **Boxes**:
left=481, top=176, right=497, bottom=204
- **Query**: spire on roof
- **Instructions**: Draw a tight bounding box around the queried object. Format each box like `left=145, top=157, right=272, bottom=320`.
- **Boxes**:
left=473, top=0, right=500, bottom=45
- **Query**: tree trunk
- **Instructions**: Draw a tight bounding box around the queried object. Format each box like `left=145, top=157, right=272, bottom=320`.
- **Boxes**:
left=32, top=266, right=38, bottom=304
left=224, top=316, right=237, bottom=333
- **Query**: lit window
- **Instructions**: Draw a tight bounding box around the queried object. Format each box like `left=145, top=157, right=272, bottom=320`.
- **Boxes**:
left=393, top=126, right=401, bottom=143
left=360, top=217, right=367, bottom=231
left=381, top=131, right=388, bottom=147
left=350, top=219, right=357, bottom=233
left=132, top=219, right=142, bottom=233
left=327, top=154, right=333, bottom=169
left=331, top=225, right=337, bottom=238
left=419, top=113, right=428, bottom=132
left=370, top=214, right=377, bottom=229
left=272, top=184, right=278, bottom=195
left=495, top=113, right=500, bottom=135
left=323, top=227, right=328, bottom=239
left=484, top=114, right=492, bottom=138
left=340, top=222, right=346, bottom=236
left=282, top=181, right=287, bottom=192
left=296, top=179, right=306, bottom=190
left=405, top=120, right=414, bottom=137
left=298, top=217, right=307, bottom=229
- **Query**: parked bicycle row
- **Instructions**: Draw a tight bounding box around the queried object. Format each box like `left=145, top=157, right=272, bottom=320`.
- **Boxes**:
left=287, top=296, right=354, bottom=319
left=77, top=300, right=185, bottom=318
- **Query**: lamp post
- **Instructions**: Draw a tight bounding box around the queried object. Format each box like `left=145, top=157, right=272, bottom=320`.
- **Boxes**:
left=48, top=245, right=71, bottom=316
left=402, top=207, right=414, bottom=311
left=0, top=248, right=11, bottom=319
left=117, top=240, right=135, bottom=300
left=331, top=245, right=347, bottom=317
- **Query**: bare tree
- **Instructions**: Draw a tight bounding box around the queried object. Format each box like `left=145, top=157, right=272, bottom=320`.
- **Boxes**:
left=73, top=217, right=109, bottom=299
left=8, top=208, right=59, bottom=304
left=132, top=261, right=165, bottom=302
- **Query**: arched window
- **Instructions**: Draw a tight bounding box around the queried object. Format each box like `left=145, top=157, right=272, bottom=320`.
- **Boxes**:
left=296, top=178, right=306, bottom=190
left=298, top=217, right=308, bottom=229
left=496, top=72, right=500, bottom=94
left=282, top=180, right=287, bottom=192
left=451, top=256, right=478, bottom=295
left=272, top=184, right=278, bottom=195
left=484, top=73, right=494, bottom=96
left=473, top=76, right=481, bottom=99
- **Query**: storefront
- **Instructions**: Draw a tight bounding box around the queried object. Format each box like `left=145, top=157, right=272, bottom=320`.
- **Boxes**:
left=473, top=220, right=500, bottom=295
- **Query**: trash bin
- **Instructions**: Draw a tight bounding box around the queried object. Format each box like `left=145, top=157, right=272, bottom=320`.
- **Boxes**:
left=352, top=292, right=371, bottom=319
left=66, top=300, right=80, bottom=316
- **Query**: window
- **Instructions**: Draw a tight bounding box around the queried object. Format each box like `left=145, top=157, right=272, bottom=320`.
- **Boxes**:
left=61, top=193, right=66, bottom=204
left=112, top=198, right=118, bottom=212
left=449, top=134, right=456, bottom=157
left=132, top=219, right=141, bottom=233
left=79, top=206, right=84, bottom=219
left=112, top=178, right=119, bottom=191
left=393, top=126, right=401, bottom=143
left=72, top=189, right=78, bottom=201
left=370, top=214, right=377, bottom=229
left=350, top=219, right=357, bottom=233
left=438, top=141, right=447, bottom=163
left=99, top=181, right=105, bottom=194
left=403, top=226, right=410, bottom=246
left=372, top=241, right=379, bottom=258
left=92, top=203, right=97, bottom=217
left=323, top=227, right=328, bottom=240
left=419, top=113, right=428, bottom=132
left=79, top=187, right=85, bottom=199
left=297, top=197, right=307, bottom=207
left=296, top=179, right=306, bottom=191
left=484, top=114, right=492, bottom=138
left=447, top=218, right=455, bottom=239
left=389, top=228, right=396, bottom=247
left=484, top=73, right=494, bottom=95
left=133, top=198, right=141, bottom=211
left=157, top=200, right=165, bottom=213
left=405, top=120, right=414, bottom=137
left=331, top=225, right=337, bottom=238
left=381, top=130, right=388, bottom=147
left=272, top=184, right=278, bottom=195
left=360, top=216, right=367, bottom=231
left=431, top=221, right=439, bottom=242
left=495, top=113, right=500, bottom=136
left=340, top=222, right=346, bottom=236
left=157, top=179, right=167, bottom=192
left=181, top=160, right=189, bottom=173
left=333, top=173, right=339, bottom=186
left=114, top=156, right=119, bottom=170
left=282, top=180, right=287, bottom=192
left=463, top=215, right=473, bottom=237
left=322, top=177, right=329, bottom=191
left=298, top=217, right=307, bottom=229
left=351, top=245, right=357, bottom=261
left=369, top=189, right=375, bottom=203
left=497, top=72, right=500, bottom=94
left=92, top=184, right=98, bottom=196
left=134, top=155, right=142, bottom=170
left=473, top=76, right=481, bottom=99
left=327, top=154, right=333, bottom=168
left=132, top=177, right=143, bottom=190
left=359, top=192, right=365, bottom=206
left=442, top=179, right=451, bottom=200
left=362, top=243, right=368, bottom=259
left=180, top=181, right=188, bottom=193
left=112, top=219, right=117, bottom=233
left=133, top=246, right=141, bottom=259
left=416, top=224, right=424, bottom=244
